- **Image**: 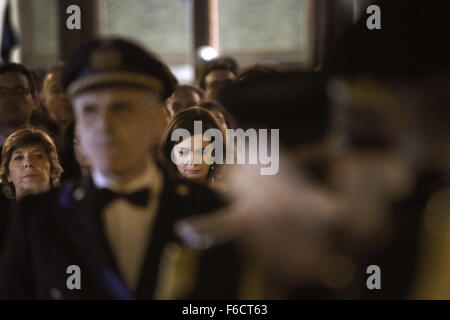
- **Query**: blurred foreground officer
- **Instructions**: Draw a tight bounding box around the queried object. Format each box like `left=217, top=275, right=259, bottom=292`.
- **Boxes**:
left=0, top=38, right=240, bottom=299
left=203, top=72, right=344, bottom=299
left=212, top=0, right=450, bottom=299
left=325, top=0, right=450, bottom=299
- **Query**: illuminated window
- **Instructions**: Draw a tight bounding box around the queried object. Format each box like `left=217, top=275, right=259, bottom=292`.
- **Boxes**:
left=16, top=0, right=60, bottom=68
left=100, top=0, right=194, bottom=82
left=218, top=0, right=309, bottom=67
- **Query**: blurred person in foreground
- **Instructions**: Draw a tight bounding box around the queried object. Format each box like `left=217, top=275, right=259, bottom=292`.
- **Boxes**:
left=180, top=71, right=344, bottom=299
left=0, top=38, right=241, bottom=299
left=324, top=0, right=450, bottom=299
left=182, top=0, right=450, bottom=299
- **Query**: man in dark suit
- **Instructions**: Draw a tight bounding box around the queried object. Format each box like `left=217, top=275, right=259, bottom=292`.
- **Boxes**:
left=0, top=38, right=240, bottom=299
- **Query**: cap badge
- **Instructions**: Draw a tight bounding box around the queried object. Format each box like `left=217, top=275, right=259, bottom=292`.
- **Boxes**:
left=89, top=47, right=122, bottom=70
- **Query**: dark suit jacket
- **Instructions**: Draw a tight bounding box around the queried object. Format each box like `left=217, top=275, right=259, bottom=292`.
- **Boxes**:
left=0, top=175, right=241, bottom=299
left=0, top=192, right=13, bottom=254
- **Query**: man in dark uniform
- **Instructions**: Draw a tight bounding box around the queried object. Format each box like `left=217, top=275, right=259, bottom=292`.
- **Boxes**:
left=0, top=38, right=240, bottom=299
left=323, top=0, right=450, bottom=299
left=215, top=0, right=450, bottom=299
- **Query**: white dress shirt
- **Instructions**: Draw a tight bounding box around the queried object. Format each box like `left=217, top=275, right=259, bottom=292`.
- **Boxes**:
left=92, top=160, right=163, bottom=292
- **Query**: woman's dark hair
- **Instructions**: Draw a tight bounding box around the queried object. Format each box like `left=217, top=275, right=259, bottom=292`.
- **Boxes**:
left=199, top=100, right=236, bottom=129
left=160, top=107, right=226, bottom=181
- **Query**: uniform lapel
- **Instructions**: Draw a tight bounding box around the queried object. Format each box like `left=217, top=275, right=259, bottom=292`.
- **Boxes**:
left=60, top=178, right=134, bottom=299
left=134, top=178, right=179, bottom=299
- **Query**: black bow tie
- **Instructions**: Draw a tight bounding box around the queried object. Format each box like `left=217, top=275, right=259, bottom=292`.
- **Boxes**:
left=97, top=188, right=151, bottom=208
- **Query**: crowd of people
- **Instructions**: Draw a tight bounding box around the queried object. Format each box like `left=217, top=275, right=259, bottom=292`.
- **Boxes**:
left=0, top=0, right=448, bottom=299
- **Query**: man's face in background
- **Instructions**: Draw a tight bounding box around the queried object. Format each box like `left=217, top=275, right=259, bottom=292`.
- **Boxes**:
left=0, top=72, right=35, bottom=130
left=42, top=70, right=73, bottom=130
left=204, top=69, right=235, bottom=101
left=166, top=88, right=202, bottom=118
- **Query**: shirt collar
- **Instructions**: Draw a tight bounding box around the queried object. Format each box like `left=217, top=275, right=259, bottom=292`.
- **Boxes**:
left=92, top=159, right=162, bottom=194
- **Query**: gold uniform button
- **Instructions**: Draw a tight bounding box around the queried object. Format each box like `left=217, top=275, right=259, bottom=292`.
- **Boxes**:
left=73, top=188, right=86, bottom=201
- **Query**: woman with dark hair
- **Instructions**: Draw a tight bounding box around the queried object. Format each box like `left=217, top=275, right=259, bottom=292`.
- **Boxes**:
left=160, top=107, right=226, bottom=186
left=0, top=127, right=63, bottom=200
